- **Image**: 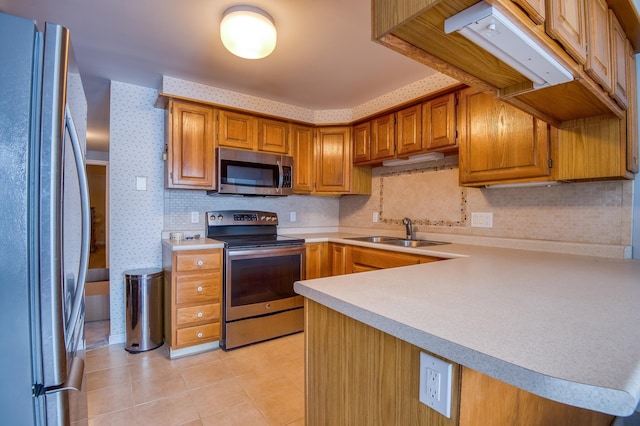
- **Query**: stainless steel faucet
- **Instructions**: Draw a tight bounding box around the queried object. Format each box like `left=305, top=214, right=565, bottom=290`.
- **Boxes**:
left=402, top=217, right=413, bottom=240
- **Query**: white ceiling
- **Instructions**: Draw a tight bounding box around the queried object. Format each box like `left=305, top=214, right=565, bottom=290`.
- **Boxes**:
left=0, top=0, right=437, bottom=151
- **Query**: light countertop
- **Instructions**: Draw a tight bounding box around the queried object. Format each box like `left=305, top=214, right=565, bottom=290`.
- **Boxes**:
left=161, top=238, right=224, bottom=251
left=293, top=234, right=640, bottom=417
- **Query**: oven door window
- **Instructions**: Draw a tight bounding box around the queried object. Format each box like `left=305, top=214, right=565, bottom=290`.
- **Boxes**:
left=220, top=160, right=279, bottom=188
left=230, top=254, right=300, bottom=307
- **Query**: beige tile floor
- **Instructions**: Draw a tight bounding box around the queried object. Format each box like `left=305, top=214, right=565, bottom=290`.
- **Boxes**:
left=83, top=333, right=305, bottom=426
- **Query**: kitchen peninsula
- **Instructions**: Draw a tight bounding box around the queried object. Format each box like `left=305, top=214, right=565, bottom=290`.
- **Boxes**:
left=294, top=237, right=640, bottom=424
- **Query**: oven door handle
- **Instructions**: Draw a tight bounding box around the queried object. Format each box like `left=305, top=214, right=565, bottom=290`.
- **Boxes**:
left=277, top=159, right=283, bottom=193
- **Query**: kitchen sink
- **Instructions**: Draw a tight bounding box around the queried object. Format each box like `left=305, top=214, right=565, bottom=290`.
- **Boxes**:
left=380, top=239, right=449, bottom=248
left=345, top=236, right=399, bottom=243
left=346, top=236, right=449, bottom=247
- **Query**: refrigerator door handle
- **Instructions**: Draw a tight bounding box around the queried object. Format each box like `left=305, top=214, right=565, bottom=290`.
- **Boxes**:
left=64, top=105, right=90, bottom=344
left=41, top=356, right=84, bottom=395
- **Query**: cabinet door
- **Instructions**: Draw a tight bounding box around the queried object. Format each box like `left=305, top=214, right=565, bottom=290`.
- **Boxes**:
left=512, top=0, right=545, bottom=24
left=371, top=113, right=396, bottom=161
left=423, top=92, right=457, bottom=152
left=166, top=100, right=215, bottom=189
left=330, top=243, right=347, bottom=276
left=458, top=88, right=551, bottom=186
left=292, top=124, right=315, bottom=194
left=306, top=242, right=329, bottom=279
left=315, top=127, right=352, bottom=193
left=217, top=110, right=257, bottom=150
left=584, top=0, right=612, bottom=92
left=546, top=0, right=587, bottom=65
left=396, top=105, right=423, bottom=156
left=610, top=12, right=629, bottom=108
left=353, top=122, right=371, bottom=164
left=626, top=40, right=638, bottom=174
left=258, top=117, right=290, bottom=154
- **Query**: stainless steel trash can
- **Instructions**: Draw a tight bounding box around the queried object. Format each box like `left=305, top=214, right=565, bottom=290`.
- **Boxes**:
left=124, top=268, right=164, bottom=353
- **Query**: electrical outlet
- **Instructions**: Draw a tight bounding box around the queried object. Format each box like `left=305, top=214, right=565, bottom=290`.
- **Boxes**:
left=471, top=212, right=493, bottom=228
left=372, top=212, right=379, bottom=223
left=191, top=211, right=199, bottom=224
left=419, top=352, right=452, bottom=418
left=290, top=211, right=297, bottom=222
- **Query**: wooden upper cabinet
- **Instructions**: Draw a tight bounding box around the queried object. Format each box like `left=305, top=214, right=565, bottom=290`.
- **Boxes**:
left=626, top=40, right=638, bottom=173
left=353, top=122, right=371, bottom=164
left=257, top=117, right=290, bottom=154
left=315, top=126, right=352, bottom=193
left=584, top=0, right=613, bottom=92
left=458, top=87, right=551, bottom=186
left=610, top=12, right=629, bottom=108
left=166, top=100, right=215, bottom=189
left=546, top=0, right=587, bottom=64
left=396, top=104, right=423, bottom=156
left=371, top=113, right=396, bottom=161
left=291, top=124, right=314, bottom=194
left=512, top=0, right=546, bottom=24
left=217, top=110, right=257, bottom=150
left=423, top=92, right=457, bottom=152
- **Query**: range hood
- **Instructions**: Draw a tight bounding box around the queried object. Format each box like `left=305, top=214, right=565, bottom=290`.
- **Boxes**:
left=444, top=1, right=573, bottom=89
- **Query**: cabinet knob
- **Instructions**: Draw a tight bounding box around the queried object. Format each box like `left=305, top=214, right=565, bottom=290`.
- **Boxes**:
left=197, top=332, right=203, bottom=338
left=197, top=260, right=204, bottom=267
left=197, top=286, right=203, bottom=293
left=197, top=312, right=203, bottom=318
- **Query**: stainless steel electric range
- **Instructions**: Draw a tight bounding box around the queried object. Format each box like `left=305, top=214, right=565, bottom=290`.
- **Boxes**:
left=206, top=210, right=305, bottom=350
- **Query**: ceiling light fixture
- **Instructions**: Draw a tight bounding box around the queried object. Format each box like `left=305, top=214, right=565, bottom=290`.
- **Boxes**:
left=220, top=5, right=277, bottom=59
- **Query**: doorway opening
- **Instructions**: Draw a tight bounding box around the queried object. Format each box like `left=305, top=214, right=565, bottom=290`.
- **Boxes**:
left=85, top=160, right=110, bottom=349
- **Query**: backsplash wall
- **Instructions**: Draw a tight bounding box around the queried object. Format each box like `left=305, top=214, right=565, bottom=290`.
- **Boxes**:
left=340, top=157, right=633, bottom=255
left=164, top=191, right=340, bottom=234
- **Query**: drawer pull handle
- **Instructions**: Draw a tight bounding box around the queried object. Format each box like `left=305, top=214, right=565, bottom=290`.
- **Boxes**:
left=197, top=260, right=204, bottom=267
left=197, top=332, right=203, bottom=338
left=197, top=286, right=203, bottom=292
left=197, top=312, right=203, bottom=318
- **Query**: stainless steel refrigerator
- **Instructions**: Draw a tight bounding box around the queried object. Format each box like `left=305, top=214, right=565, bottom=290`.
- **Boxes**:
left=0, top=12, right=90, bottom=425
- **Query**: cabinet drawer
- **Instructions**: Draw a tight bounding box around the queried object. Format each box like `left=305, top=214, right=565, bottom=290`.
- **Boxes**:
left=176, top=322, right=220, bottom=346
left=176, top=303, right=221, bottom=326
left=175, top=251, right=221, bottom=272
left=175, top=272, right=220, bottom=304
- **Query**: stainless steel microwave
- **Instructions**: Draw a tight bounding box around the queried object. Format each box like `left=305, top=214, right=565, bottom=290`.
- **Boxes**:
left=211, top=148, right=294, bottom=196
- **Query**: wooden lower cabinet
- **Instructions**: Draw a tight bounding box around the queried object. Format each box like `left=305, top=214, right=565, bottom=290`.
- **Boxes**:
left=305, top=300, right=614, bottom=426
left=349, top=245, right=442, bottom=273
left=305, top=242, right=330, bottom=279
left=163, top=248, right=223, bottom=352
left=330, top=243, right=348, bottom=276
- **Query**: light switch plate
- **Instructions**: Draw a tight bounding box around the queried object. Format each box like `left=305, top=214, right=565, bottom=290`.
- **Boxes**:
left=135, top=176, right=147, bottom=191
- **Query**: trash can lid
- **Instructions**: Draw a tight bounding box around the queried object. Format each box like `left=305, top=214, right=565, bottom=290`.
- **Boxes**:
left=123, top=268, right=163, bottom=278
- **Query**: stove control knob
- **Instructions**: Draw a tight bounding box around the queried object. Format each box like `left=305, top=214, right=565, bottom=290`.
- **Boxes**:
left=217, top=214, right=223, bottom=221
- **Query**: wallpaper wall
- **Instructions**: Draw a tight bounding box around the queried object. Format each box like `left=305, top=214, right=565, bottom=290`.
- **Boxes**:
left=162, top=73, right=459, bottom=124
left=108, top=82, right=165, bottom=342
